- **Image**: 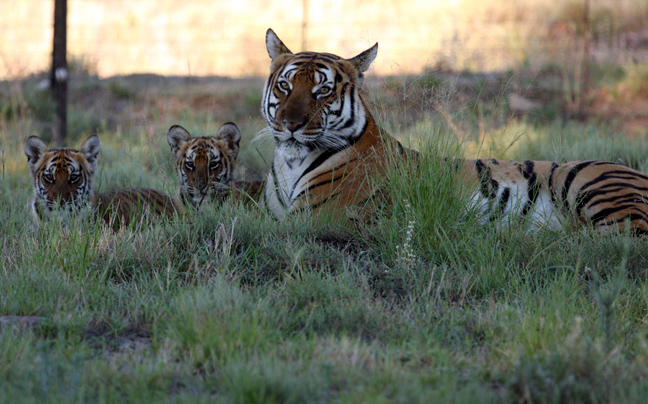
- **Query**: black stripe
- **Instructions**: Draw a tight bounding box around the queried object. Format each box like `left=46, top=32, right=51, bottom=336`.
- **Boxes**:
left=289, top=149, right=339, bottom=200
left=290, top=111, right=368, bottom=201
left=590, top=205, right=648, bottom=224
left=561, top=161, right=596, bottom=212
left=340, top=84, right=357, bottom=129
left=589, top=193, right=648, bottom=208
left=308, top=156, right=360, bottom=184
left=270, top=164, right=287, bottom=209
left=490, top=188, right=510, bottom=221
left=548, top=163, right=559, bottom=209
left=579, top=170, right=648, bottom=193
left=520, top=161, right=540, bottom=217
left=577, top=185, right=646, bottom=208
left=294, top=174, right=346, bottom=201
left=475, top=160, right=498, bottom=199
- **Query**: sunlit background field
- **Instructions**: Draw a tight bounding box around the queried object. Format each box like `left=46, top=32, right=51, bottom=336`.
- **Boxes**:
left=2, top=0, right=648, bottom=402
left=3, top=0, right=648, bottom=78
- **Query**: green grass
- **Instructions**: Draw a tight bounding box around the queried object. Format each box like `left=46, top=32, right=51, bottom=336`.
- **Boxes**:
left=2, top=70, right=648, bottom=403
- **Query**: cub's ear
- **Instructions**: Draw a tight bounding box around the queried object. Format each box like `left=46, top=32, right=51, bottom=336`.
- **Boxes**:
left=167, top=125, right=192, bottom=155
left=266, top=28, right=293, bottom=61
left=346, top=43, right=378, bottom=88
left=24, top=136, right=48, bottom=173
left=81, top=134, right=101, bottom=174
left=216, top=122, right=242, bottom=158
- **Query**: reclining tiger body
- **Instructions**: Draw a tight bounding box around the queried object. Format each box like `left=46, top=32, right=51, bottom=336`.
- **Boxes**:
left=260, top=28, right=648, bottom=233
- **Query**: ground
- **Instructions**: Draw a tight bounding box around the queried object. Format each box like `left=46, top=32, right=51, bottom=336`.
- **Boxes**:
left=1, top=59, right=648, bottom=402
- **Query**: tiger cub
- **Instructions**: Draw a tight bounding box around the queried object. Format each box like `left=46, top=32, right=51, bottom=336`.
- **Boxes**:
left=261, top=28, right=648, bottom=233
left=167, top=123, right=263, bottom=208
left=24, top=135, right=181, bottom=227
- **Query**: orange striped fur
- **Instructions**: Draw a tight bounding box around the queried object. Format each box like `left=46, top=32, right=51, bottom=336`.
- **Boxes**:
left=167, top=123, right=263, bottom=208
left=461, top=159, right=648, bottom=233
left=24, top=135, right=181, bottom=227
left=261, top=28, right=409, bottom=222
left=261, top=28, right=648, bottom=233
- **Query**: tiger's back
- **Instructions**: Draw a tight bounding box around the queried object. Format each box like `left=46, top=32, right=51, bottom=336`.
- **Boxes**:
left=94, top=188, right=182, bottom=228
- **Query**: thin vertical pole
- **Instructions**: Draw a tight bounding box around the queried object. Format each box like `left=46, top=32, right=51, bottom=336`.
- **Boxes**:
left=52, top=0, right=68, bottom=145
left=581, top=0, right=590, bottom=116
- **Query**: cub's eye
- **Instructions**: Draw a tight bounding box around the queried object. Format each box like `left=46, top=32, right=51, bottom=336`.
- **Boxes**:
left=43, top=173, right=55, bottom=183
left=209, top=161, right=220, bottom=170
left=184, top=161, right=195, bottom=171
left=278, top=81, right=290, bottom=92
left=69, top=173, right=80, bottom=183
left=318, top=86, right=332, bottom=96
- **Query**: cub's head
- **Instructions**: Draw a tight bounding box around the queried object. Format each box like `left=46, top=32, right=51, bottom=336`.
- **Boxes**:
left=167, top=123, right=241, bottom=208
left=24, top=135, right=100, bottom=220
left=261, top=28, right=378, bottom=155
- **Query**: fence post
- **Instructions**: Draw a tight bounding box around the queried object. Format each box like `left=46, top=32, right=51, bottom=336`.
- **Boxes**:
left=51, top=0, right=68, bottom=146
left=580, top=0, right=590, bottom=117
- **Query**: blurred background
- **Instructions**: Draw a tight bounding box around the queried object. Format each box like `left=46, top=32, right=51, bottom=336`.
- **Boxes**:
left=1, top=0, right=648, bottom=188
left=3, top=0, right=648, bottom=77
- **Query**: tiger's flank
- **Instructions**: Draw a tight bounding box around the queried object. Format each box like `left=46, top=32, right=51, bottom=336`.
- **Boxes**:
left=261, top=28, right=648, bottom=234
left=167, top=123, right=263, bottom=209
left=463, top=158, right=648, bottom=234
left=261, top=28, right=411, bottom=223
left=24, top=135, right=182, bottom=228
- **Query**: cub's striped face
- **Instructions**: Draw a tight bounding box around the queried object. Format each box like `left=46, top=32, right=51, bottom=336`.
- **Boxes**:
left=24, top=135, right=100, bottom=220
left=167, top=123, right=241, bottom=208
left=262, top=29, right=378, bottom=155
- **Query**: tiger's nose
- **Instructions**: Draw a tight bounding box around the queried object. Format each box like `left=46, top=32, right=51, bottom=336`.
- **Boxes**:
left=282, top=118, right=305, bottom=133
left=196, top=179, right=208, bottom=191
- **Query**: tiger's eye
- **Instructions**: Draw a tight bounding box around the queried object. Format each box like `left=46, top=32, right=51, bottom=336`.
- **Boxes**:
left=318, top=86, right=331, bottom=95
left=278, top=81, right=290, bottom=91
left=209, top=161, right=220, bottom=170
left=44, top=173, right=55, bottom=183
left=185, top=161, right=195, bottom=170
left=69, top=173, right=80, bottom=183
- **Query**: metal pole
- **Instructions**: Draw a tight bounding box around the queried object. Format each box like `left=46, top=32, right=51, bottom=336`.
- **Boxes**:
left=581, top=0, right=590, bottom=117
left=52, top=0, right=68, bottom=145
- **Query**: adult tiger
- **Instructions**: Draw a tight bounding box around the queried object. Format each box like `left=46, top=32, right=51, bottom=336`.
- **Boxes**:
left=167, top=123, right=263, bottom=208
left=261, top=28, right=648, bottom=233
left=24, top=135, right=181, bottom=227
left=261, top=28, right=410, bottom=223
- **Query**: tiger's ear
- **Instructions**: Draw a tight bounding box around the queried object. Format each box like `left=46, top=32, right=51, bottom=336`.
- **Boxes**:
left=346, top=43, right=378, bottom=88
left=167, top=125, right=192, bottom=155
left=24, top=136, right=48, bottom=174
left=348, top=43, right=378, bottom=72
left=216, top=122, right=242, bottom=158
left=81, top=134, right=101, bottom=174
left=266, top=28, right=293, bottom=60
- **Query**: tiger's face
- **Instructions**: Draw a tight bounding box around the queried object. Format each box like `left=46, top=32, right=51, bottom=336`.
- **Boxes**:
left=24, top=135, right=101, bottom=220
left=261, top=29, right=378, bottom=160
left=167, top=123, right=241, bottom=208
